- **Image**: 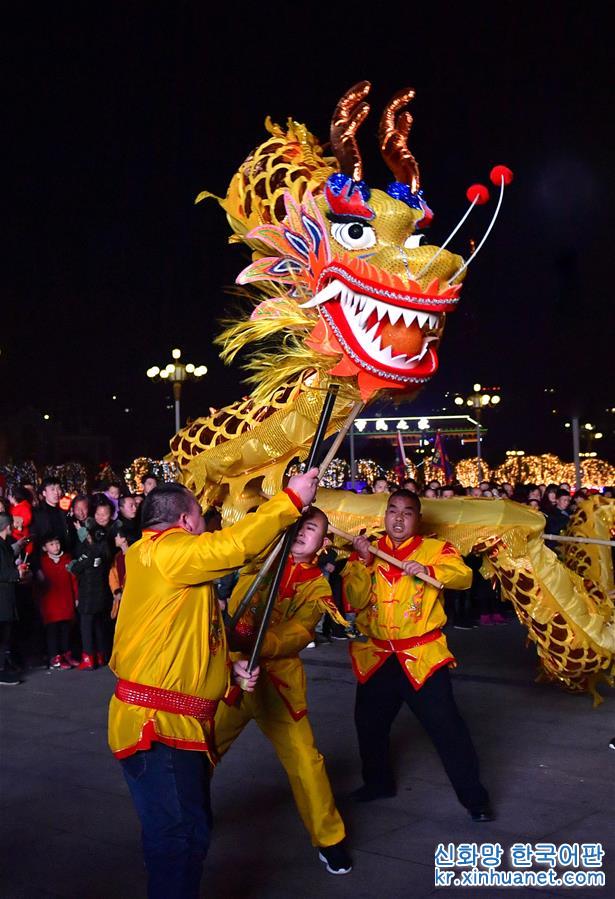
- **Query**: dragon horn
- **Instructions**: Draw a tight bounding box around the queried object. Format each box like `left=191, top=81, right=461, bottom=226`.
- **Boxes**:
left=379, top=87, right=420, bottom=192
left=330, top=81, right=371, bottom=182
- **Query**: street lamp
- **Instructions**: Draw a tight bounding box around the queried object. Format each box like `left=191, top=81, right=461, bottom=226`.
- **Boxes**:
left=454, top=383, right=501, bottom=480
left=147, top=348, right=207, bottom=432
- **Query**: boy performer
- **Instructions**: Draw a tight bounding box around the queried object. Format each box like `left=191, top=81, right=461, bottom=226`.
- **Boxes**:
left=214, top=507, right=352, bottom=875
left=343, top=489, right=493, bottom=821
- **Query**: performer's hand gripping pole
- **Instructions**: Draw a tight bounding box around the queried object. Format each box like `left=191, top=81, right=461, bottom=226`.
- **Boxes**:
left=328, top=524, right=444, bottom=590
left=246, top=385, right=340, bottom=673
left=227, top=398, right=363, bottom=632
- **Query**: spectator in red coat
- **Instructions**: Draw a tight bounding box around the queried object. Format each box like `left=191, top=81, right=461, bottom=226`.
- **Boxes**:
left=36, top=535, right=78, bottom=670
left=7, top=485, right=33, bottom=556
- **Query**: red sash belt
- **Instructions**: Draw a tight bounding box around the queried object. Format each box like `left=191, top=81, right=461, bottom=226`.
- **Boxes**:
left=115, top=679, right=219, bottom=721
left=371, top=629, right=443, bottom=652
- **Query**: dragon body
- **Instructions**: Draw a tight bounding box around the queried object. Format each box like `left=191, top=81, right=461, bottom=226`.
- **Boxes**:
left=168, top=84, right=614, bottom=699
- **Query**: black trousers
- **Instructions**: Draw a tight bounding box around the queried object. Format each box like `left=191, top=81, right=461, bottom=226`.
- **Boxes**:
left=79, top=612, right=105, bottom=655
left=354, top=656, right=489, bottom=811
left=45, top=620, right=71, bottom=658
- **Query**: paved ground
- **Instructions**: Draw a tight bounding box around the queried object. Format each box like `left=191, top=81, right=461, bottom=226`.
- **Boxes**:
left=1, top=620, right=613, bottom=899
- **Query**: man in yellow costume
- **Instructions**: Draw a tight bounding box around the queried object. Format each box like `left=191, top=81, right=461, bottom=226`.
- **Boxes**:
left=108, top=470, right=319, bottom=899
left=214, top=507, right=353, bottom=875
left=343, top=489, right=494, bottom=821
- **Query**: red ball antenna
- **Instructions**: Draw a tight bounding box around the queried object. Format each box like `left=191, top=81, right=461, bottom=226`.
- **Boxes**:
left=466, top=184, right=490, bottom=205
left=490, top=165, right=513, bottom=186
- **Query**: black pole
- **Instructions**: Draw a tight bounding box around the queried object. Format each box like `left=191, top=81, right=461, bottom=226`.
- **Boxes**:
left=227, top=540, right=282, bottom=632
left=246, top=385, right=339, bottom=672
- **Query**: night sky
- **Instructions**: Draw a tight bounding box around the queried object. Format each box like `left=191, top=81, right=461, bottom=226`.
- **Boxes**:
left=3, top=4, right=613, bottom=472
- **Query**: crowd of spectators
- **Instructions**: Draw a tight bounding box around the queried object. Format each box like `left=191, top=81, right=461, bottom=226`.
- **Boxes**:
left=0, top=472, right=161, bottom=686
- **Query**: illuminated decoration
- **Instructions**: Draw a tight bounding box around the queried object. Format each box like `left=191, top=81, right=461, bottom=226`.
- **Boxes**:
left=43, top=463, right=87, bottom=495
left=396, top=419, right=409, bottom=430
left=357, top=459, right=385, bottom=487
left=0, top=460, right=38, bottom=493
left=125, top=457, right=180, bottom=495
left=375, top=419, right=389, bottom=432
left=493, top=454, right=615, bottom=488
left=354, top=419, right=367, bottom=432
left=167, top=82, right=511, bottom=521
left=417, top=417, right=430, bottom=430
left=455, top=458, right=493, bottom=487
left=320, top=457, right=349, bottom=489
left=96, top=461, right=122, bottom=488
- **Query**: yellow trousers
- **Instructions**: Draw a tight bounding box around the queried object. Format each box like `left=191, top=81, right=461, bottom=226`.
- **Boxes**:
left=214, top=675, right=345, bottom=847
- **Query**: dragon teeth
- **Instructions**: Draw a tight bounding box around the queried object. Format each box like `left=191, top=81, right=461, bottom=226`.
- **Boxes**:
left=299, top=278, right=343, bottom=308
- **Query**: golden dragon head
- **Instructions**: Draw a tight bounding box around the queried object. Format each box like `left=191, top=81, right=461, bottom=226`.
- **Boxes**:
left=199, top=82, right=512, bottom=403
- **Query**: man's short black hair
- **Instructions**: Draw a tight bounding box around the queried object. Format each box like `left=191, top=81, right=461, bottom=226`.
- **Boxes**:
left=119, top=493, right=135, bottom=506
left=143, top=472, right=158, bottom=484
left=141, top=484, right=197, bottom=529
left=556, top=488, right=570, bottom=499
left=40, top=476, right=61, bottom=490
left=387, top=488, right=421, bottom=513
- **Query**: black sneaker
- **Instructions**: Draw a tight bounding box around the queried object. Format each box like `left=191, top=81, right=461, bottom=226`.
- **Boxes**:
left=0, top=670, right=22, bottom=687
left=470, top=805, right=495, bottom=822
left=318, top=842, right=352, bottom=875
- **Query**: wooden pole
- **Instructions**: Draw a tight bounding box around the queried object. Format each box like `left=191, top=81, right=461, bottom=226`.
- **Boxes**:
left=327, top=524, right=444, bottom=590
left=247, top=385, right=340, bottom=672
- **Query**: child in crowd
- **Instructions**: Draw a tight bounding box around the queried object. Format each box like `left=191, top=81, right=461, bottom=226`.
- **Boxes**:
left=36, top=535, right=78, bottom=669
left=214, top=508, right=353, bottom=875
left=69, top=510, right=113, bottom=670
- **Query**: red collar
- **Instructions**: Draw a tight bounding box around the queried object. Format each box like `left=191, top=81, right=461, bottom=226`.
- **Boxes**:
left=378, top=534, right=423, bottom=560
left=279, top=556, right=322, bottom=600
left=142, top=526, right=185, bottom=543
left=375, top=535, right=423, bottom=586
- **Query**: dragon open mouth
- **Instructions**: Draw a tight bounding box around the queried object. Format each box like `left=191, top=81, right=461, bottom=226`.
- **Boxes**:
left=303, top=266, right=459, bottom=382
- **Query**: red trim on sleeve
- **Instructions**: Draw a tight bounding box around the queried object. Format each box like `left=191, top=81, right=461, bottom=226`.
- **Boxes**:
left=348, top=550, right=374, bottom=565
left=283, top=487, right=304, bottom=511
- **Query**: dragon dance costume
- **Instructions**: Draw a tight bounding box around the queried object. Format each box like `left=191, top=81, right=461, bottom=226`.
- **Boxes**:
left=168, top=81, right=614, bottom=702
left=215, top=556, right=348, bottom=848
left=342, top=530, right=490, bottom=812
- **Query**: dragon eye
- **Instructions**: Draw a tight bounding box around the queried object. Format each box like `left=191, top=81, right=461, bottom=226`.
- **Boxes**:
left=404, top=234, right=424, bottom=249
left=331, top=221, right=376, bottom=251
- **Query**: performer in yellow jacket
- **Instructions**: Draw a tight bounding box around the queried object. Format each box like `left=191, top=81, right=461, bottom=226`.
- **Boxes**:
left=214, top=507, right=352, bottom=875
left=108, top=471, right=319, bottom=899
left=342, top=489, right=493, bottom=821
